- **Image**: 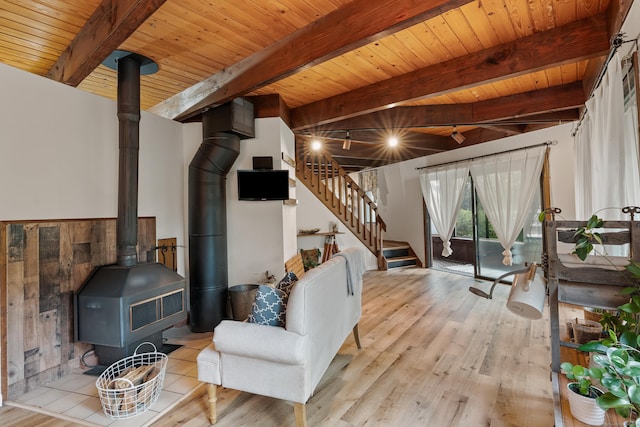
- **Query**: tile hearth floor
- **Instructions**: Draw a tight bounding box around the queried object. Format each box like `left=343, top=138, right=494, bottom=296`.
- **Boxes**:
left=7, top=326, right=213, bottom=426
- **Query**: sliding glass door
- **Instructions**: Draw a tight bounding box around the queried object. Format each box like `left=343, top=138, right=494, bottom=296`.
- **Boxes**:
left=475, top=186, right=542, bottom=281
left=430, top=175, right=542, bottom=282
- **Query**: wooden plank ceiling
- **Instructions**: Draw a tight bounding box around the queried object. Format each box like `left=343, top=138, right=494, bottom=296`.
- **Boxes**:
left=0, top=0, right=633, bottom=171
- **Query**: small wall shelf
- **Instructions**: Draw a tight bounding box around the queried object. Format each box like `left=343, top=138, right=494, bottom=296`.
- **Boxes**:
left=297, top=232, right=344, bottom=237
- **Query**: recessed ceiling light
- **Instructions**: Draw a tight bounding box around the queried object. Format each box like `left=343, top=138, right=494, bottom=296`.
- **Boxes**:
left=388, top=136, right=399, bottom=147
left=311, top=140, right=322, bottom=151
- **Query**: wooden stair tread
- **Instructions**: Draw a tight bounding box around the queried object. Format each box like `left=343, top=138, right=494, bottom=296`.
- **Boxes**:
left=386, top=256, right=417, bottom=262
left=384, top=245, right=410, bottom=251
left=383, top=240, right=409, bottom=249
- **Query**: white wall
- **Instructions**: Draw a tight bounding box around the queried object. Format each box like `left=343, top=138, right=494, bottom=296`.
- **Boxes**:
left=374, top=123, right=577, bottom=264
left=0, top=61, right=185, bottom=269
left=226, top=118, right=297, bottom=285
left=182, top=117, right=297, bottom=287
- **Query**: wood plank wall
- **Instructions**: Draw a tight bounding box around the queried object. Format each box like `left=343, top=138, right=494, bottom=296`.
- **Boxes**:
left=0, top=218, right=156, bottom=399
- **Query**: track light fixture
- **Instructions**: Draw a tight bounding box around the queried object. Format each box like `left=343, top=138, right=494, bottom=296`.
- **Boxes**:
left=451, top=126, right=465, bottom=144
left=343, top=130, right=352, bottom=150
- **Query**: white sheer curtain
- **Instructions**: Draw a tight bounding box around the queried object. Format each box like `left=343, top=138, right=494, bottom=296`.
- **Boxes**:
left=420, top=161, right=470, bottom=257
left=469, top=146, right=546, bottom=265
left=575, top=51, right=640, bottom=219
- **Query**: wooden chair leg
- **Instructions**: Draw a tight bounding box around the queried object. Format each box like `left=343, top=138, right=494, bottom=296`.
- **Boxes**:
left=353, top=324, right=362, bottom=349
left=294, top=402, right=307, bottom=427
left=206, top=383, right=218, bottom=424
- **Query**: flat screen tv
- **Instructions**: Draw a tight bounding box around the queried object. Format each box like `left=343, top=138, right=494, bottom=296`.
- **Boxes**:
left=237, top=169, right=289, bottom=201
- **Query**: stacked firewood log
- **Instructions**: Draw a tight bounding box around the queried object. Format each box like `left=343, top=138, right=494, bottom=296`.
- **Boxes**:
left=106, top=364, right=161, bottom=413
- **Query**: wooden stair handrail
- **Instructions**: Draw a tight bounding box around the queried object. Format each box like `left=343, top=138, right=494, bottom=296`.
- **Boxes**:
left=296, top=151, right=387, bottom=269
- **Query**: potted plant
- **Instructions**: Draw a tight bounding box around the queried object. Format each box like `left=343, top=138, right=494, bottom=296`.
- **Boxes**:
left=576, top=333, right=640, bottom=426
left=560, top=361, right=606, bottom=425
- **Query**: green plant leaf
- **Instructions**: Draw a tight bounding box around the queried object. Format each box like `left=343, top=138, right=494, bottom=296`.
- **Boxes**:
left=620, top=303, right=636, bottom=314
left=537, top=211, right=546, bottom=222
left=579, top=341, right=608, bottom=353
left=590, top=367, right=604, bottom=379
left=626, top=261, right=640, bottom=279
left=621, top=358, right=640, bottom=374
left=574, top=226, right=587, bottom=237
left=614, top=406, right=632, bottom=419
left=597, top=392, right=631, bottom=409
left=620, top=331, right=640, bottom=348
left=592, top=232, right=603, bottom=245
left=574, top=245, right=591, bottom=261
left=602, top=377, right=624, bottom=393
left=586, top=215, right=604, bottom=229
left=572, top=365, right=588, bottom=377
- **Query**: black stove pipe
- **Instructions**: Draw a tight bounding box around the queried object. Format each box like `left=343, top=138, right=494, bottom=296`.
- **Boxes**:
left=116, top=55, right=141, bottom=267
left=188, top=110, right=240, bottom=332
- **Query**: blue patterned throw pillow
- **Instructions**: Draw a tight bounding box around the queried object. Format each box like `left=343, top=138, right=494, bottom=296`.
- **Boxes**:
left=277, top=271, right=298, bottom=295
left=248, top=285, right=289, bottom=327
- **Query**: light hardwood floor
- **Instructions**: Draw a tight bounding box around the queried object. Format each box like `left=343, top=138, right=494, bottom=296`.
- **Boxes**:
left=0, top=267, right=554, bottom=426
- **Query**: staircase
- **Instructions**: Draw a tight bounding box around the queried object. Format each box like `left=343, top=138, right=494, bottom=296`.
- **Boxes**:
left=382, top=240, right=422, bottom=270
left=296, top=151, right=387, bottom=269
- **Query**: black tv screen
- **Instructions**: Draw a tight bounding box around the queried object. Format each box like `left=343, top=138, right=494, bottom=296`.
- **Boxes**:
left=237, top=169, right=289, bottom=201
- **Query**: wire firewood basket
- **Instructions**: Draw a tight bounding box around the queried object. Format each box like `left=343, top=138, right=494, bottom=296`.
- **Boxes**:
left=96, top=342, right=168, bottom=419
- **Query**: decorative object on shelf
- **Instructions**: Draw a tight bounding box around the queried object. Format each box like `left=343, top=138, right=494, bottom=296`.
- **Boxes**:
left=560, top=362, right=605, bottom=426
left=575, top=336, right=640, bottom=425
left=300, top=248, right=321, bottom=271
left=330, top=222, right=338, bottom=233
left=570, top=319, right=603, bottom=344
left=298, top=228, right=320, bottom=235
left=322, top=233, right=340, bottom=263
left=260, top=270, right=276, bottom=286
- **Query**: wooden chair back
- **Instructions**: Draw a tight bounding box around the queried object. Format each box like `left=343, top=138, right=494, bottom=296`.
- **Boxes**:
left=285, top=253, right=306, bottom=280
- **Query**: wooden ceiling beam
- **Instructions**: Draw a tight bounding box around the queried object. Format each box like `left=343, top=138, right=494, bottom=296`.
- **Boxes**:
left=305, top=82, right=584, bottom=132
left=497, top=109, right=580, bottom=124
left=290, top=15, right=610, bottom=130
left=471, top=81, right=585, bottom=123
left=306, top=104, right=470, bottom=132
left=47, top=0, right=166, bottom=86
left=149, top=0, right=475, bottom=121
left=475, top=124, right=525, bottom=135
left=453, top=127, right=516, bottom=148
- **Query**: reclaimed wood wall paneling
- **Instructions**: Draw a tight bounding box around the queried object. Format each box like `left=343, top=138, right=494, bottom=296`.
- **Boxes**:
left=1, top=217, right=156, bottom=399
